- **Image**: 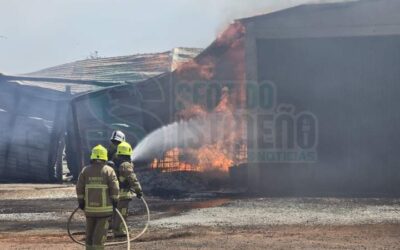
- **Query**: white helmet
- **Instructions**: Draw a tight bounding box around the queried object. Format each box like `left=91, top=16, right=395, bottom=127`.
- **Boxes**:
left=110, top=130, right=126, bottom=143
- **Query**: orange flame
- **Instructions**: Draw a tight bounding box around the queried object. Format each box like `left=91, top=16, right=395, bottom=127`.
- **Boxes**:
left=152, top=22, right=247, bottom=173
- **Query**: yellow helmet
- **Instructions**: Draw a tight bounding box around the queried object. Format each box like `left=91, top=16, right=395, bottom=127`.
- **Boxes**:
left=90, top=145, right=108, bottom=161
left=117, top=141, right=132, bottom=156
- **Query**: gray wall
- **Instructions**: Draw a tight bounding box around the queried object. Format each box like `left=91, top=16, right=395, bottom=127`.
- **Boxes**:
left=0, top=78, right=69, bottom=182
left=250, top=35, right=400, bottom=196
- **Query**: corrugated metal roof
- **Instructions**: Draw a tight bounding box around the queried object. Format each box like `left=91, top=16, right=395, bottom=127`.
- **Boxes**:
left=13, top=80, right=99, bottom=94
left=170, top=47, right=203, bottom=71
left=1, top=75, right=118, bottom=95
left=237, top=0, right=400, bottom=29
left=24, top=47, right=202, bottom=85
left=237, top=0, right=360, bottom=23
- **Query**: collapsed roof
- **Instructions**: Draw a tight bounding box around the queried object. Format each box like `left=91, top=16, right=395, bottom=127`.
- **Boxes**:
left=21, top=47, right=202, bottom=94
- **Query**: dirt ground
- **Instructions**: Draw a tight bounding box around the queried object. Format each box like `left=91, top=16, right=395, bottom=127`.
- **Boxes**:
left=1, top=184, right=400, bottom=249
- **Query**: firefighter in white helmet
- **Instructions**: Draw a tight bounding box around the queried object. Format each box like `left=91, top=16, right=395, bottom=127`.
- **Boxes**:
left=106, top=130, right=127, bottom=231
left=76, top=145, right=119, bottom=250
left=108, top=130, right=126, bottom=166
left=112, top=141, right=143, bottom=237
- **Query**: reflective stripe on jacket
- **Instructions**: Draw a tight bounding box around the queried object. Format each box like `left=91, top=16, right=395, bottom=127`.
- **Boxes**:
left=76, top=162, right=119, bottom=217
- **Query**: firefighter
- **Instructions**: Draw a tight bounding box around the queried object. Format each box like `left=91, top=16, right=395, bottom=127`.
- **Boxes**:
left=76, top=145, right=119, bottom=250
left=108, top=130, right=126, bottom=165
left=106, top=130, right=126, bottom=229
left=112, top=141, right=143, bottom=237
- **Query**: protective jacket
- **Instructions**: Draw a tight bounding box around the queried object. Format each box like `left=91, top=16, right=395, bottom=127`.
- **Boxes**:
left=76, top=162, right=119, bottom=217
left=118, top=161, right=142, bottom=200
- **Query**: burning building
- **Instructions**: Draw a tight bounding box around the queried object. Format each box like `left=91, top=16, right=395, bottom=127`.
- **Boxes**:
left=0, top=48, right=200, bottom=182
left=67, top=22, right=247, bottom=178
left=68, top=0, right=400, bottom=196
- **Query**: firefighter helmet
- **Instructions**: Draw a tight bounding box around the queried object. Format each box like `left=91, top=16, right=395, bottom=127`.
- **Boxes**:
left=110, top=130, right=126, bottom=143
left=117, top=141, right=132, bottom=156
left=90, top=145, right=108, bottom=161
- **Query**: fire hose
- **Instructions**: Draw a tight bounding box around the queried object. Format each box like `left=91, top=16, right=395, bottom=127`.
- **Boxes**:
left=67, top=197, right=150, bottom=249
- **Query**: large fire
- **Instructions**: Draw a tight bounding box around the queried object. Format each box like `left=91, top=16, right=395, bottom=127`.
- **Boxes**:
left=151, top=146, right=233, bottom=172
left=151, top=22, right=247, bottom=173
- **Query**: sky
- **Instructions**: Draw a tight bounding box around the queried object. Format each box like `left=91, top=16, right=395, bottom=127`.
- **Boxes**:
left=0, top=0, right=323, bottom=74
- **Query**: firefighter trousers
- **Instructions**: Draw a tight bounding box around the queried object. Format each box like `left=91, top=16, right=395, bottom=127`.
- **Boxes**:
left=112, top=199, right=130, bottom=237
left=85, top=216, right=110, bottom=250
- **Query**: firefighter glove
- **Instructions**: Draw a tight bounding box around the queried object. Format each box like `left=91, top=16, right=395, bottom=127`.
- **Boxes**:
left=78, top=199, right=85, bottom=210
left=112, top=199, right=118, bottom=211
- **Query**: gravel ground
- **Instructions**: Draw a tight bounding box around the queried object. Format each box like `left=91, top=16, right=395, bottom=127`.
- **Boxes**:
left=1, top=184, right=400, bottom=249
left=0, top=184, right=76, bottom=200
left=152, top=197, right=400, bottom=228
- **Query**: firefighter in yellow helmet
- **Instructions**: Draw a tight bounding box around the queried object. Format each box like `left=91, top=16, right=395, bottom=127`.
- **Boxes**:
left=76, top=145, right=119, bottom=250
left=112, top=141, right=143, bottom=237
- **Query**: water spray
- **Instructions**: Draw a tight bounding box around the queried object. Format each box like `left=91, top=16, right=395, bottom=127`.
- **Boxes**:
left=132, top=113, right=235, bottom=163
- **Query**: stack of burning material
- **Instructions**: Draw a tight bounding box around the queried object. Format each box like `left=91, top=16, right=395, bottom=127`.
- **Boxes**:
left=149, top=22, right=248, bottom=175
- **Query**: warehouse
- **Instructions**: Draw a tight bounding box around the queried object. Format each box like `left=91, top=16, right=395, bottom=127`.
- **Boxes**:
left=67, top=0, right=400, bottom=196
